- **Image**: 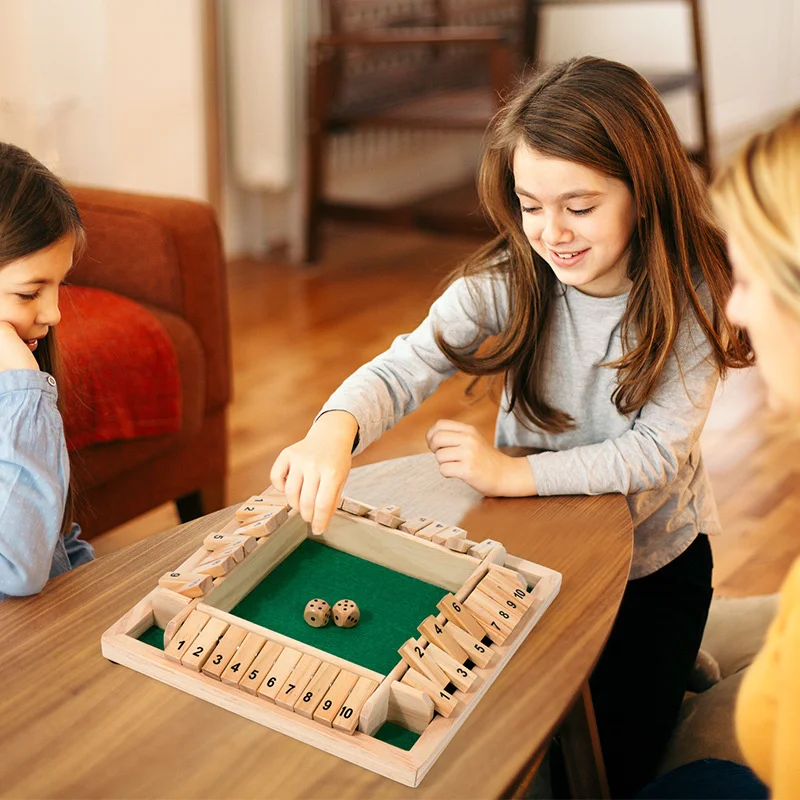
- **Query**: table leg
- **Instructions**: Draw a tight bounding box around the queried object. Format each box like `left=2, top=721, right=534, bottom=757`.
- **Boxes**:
left=560, top=680, right=610, bottom=799
left=503, top=748, right=546, bottom=799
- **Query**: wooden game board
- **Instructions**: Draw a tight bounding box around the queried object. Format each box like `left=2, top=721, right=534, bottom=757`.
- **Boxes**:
left=102, top=488, right=561, bottom=787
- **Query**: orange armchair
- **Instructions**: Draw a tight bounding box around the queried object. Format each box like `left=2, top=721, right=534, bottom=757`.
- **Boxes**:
left=64, top=187, right=231, bottom=539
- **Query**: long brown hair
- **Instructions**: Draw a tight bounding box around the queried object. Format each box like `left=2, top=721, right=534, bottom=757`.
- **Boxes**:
left=0, top=141, right=85, bottom=533
left=437, top=56, right=752, bottom=432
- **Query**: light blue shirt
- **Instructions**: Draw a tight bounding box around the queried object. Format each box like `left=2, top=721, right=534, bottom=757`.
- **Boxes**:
left=0, top=369, right=93, bottom=600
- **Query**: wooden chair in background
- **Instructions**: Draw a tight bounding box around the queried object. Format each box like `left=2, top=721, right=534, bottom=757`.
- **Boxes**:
left=303, top=0, right=527, bottom=261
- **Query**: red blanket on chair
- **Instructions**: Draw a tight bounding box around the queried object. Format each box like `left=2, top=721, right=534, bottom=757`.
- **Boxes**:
left=58, top=285, right=182, bottom=452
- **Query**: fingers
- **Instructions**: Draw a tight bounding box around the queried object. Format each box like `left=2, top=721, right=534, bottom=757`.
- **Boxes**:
left=270, top=450, right=291, bottom=491
left=430, top=443, right=464, bottom=464
left=269, top=446, right=347, bottom=535
left=427, top=429, right=470, bottom=453
left=310, top=473, right=344, bottom=535
left=283, top=462, right=305, bottom=513
left=426, top=419, right=477, bottom=448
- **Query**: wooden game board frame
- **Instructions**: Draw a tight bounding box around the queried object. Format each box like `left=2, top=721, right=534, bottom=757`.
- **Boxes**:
left=102, top=501, right=561, bottom=787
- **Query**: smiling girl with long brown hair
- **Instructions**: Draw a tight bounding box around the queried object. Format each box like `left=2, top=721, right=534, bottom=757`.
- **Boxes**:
left=272, top=56, right=751, bottom=796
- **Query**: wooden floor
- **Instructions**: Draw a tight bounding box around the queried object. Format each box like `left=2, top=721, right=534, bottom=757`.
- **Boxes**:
left=93, top=223, right=800, bottom=598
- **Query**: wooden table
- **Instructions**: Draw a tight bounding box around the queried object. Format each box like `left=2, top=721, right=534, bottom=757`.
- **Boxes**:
left=0, top=453, right=632, bottom=799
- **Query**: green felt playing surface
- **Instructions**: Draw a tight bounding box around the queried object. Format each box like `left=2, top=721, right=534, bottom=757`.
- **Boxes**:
left=139, top=625, right=165, bottom=651
left=229, top=538, right=446, bottom=675
left=373, top=722, right=419, bottom=751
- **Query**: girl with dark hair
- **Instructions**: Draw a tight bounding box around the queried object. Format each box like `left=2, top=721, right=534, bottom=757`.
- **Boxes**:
left=271, top=57, right=752, bottom=796
left=0, top=141, right=93, bottom=600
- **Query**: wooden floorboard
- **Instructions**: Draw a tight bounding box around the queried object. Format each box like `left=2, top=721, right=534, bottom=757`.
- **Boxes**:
left=93, top=224, right=800, bottom=599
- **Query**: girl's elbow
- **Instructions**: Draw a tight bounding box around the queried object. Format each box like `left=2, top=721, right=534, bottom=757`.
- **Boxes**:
left=627, top=458, right=678, bottom=493
left=1, top=566, right=49, bottom=597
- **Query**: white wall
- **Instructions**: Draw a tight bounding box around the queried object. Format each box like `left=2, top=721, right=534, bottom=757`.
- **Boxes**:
left=0, top=0, right=208, bottom=200
left=538, top=0, right=800, bottom=152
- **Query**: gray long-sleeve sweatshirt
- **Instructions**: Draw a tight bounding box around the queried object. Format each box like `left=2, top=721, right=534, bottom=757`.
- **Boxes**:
left=320, top=273, right=721, bottom=579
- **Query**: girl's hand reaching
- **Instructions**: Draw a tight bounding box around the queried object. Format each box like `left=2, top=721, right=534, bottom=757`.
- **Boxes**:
left=0, top=322, right=39, bottom=373
left=270, top=411, right=359, bottom=535
left=426, top=419, right=538, bottom=497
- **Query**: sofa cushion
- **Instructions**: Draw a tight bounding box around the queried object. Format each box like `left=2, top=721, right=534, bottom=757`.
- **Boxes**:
left=658, top=671, right=748, bottom=776
left=68, top=302, right=205, bottom=490
left=59, top=285, right=182, bottom=451
left=700, top=594, right=779, bottom=678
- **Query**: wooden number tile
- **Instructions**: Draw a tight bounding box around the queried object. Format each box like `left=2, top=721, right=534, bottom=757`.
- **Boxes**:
left=446, top=536, right=473, bottom=554
left=488, top=564, right=528, bottom=591
left=469, top=539, right=505, bottom=560
left=468, top=587, right=520, bottom=625
left=294, top=662, right=340, bottom=719
left=424, top=642, right=477, bottom=692
left=236, top=506, right=289, bottom=538
left=333, top=675, right=379, bottom=735
left=238, top=641, right=283, bottom=695
left=180, top=617, right=229, bottom=672
left=432, top=526, right=467, bottom=546
left=158, top=571, right=213, bottom=598
left=257, top=647, right=303, bottom=702
left=203, top=532, right=257, bottom=554
left=463, top=593, right=513, bottom=644
left=276, top=653, right=322, bottom=710
left=313, top=670, right=360, bottom=727
left=220, top=632, right=267, bottom=686
left=202, top=625, right=249, bottom=679
left=418, top=616, right=469, bottom=663
left=340, top=497, right=372, bottom=516
left=401, top=668, right=458, bottom=717
left=398, top=639, right=449, bottom=689
left=200, top=542, right=245, bottom=565
left=194, top=553, right=237, bottom=578
left=478, top=576, right=532, bottom=614
left=158, top=569, right=210, bottom=592
left=235, top=502, right=269, bottom=522
left=416, top=521, right=450, bottom=542
left=437, top=593, right=488, bottom=641
left=367, top=504, right=404, bottom=528
left=473, top=585, right=524, bottom=623
left=445, top=621, right=495, bottom=669
left=398, top=516, right=433, bottom=535
left=235, top=495, right=283, bottom=522
left=478, top=569, right=533, bottom=611
left=164, top=610, right=210, bottom=663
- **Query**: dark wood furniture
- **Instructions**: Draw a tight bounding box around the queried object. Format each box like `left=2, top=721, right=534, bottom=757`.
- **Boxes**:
left=303, top=0, right=525, bottom=261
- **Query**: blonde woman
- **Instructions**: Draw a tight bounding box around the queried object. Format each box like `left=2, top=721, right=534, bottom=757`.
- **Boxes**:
left=710, top=108, right=800, bottom=799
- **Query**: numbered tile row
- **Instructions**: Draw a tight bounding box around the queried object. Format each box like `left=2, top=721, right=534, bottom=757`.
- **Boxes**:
left=157, top=496, right=290, bottom=598
left=338, top=498, right=476, bottom=554
left=163, top=610, right=377, bottom=734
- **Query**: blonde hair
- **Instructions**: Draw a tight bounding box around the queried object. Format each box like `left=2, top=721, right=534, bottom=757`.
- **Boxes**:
left=711, top=108, right=800, bottom=320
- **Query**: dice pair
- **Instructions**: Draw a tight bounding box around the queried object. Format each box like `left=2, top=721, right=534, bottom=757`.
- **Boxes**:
left=304, top=598, right=360, bottom=629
